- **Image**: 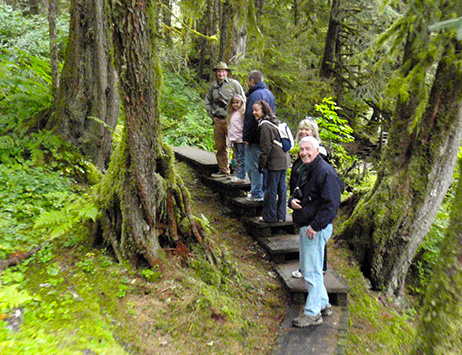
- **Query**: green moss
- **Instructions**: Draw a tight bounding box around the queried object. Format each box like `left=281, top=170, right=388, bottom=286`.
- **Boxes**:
left=329, top=247, right=416, bottom=355
left=0, top=235, right=144, bottom=354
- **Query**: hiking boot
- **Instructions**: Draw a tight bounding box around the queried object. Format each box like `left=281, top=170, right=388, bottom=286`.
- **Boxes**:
left=321, top=303, right=333, bottom=317
left=291, top=269, right=303, bottom=279
left=292, top=313, right=323, bottom=328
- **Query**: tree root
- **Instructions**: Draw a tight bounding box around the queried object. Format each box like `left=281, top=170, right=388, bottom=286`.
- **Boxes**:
left=0, top=246, right=42, bottom=272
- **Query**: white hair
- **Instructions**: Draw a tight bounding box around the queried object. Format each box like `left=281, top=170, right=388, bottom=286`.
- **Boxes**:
left=299, top=135, right=320, bottom=150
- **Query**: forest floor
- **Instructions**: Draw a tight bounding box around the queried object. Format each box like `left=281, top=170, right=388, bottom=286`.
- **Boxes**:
left=1, top=161, right=418, bottom=354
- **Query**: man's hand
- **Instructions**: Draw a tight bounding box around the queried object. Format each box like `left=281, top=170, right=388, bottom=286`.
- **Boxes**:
left=291, top=198, right=302, bottom=210
left=306, top=225, right=317, bottom=240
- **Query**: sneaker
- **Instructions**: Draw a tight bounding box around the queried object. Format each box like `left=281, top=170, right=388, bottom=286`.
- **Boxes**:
left=258, top=216, right=276, bottom=223
left=230, top=177, right=246, bottom=183
left=291, top=269, right=303, bottom=279
left=321, top=303, right=332, bottom=317
left=246, top=195, right=264, bottom=202
left=293, top=313, right=323, bottom=328
left=211, top=171, right=228, bottom=178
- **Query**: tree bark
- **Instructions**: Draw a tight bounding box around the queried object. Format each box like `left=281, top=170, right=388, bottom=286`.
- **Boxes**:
left=218, top=0, right=230, bottom=62
left=48, top=0, right=59, bottom=96
left=95, top=0, right=210, bottom=266
left=320, top=0, right=341, bottom=79
left=209, top=0, right=219, bottom=78
left=47, top=0, right=119, bottom=170
left=412, top=133, right=462, bottom=353
left=339, top=37, right=462, bottom=295
left=29, top=0, right=39, bottom=15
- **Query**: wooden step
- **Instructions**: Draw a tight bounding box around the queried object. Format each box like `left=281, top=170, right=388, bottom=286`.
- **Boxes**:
left=242, top=215, right=295, bottom=238
left=172, top=146, right=218, bottom=177
left=275, top=260, right=350, bottom=306
left=200, top=176, right=250, bottom=198
left=226, top=195, right=263, bottom=217
left=259, top=233, right=299, bottom=262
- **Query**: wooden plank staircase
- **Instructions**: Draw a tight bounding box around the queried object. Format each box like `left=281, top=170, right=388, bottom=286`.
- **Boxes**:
left=172, top=146, right=349, bottom=308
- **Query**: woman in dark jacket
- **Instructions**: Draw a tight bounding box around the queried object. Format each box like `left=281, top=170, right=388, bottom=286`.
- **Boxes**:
left=253, top=100, right=291, bottom=223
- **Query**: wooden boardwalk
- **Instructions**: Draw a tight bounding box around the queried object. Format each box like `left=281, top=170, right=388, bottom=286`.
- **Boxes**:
left=173, top=146, right=349, bottom=355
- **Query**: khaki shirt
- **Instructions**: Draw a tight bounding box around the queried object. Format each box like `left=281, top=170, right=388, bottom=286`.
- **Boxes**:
left=205, top=78, right=245, bottom=119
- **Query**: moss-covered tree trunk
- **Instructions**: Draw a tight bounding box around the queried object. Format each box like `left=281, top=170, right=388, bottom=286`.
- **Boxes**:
left=411, top=146, right=462, bottom=353
left=340, top=25, right=462, bottom=295
left=95, top=0, right=206, bottom=266
left=46, top=0, right=119, bottom=170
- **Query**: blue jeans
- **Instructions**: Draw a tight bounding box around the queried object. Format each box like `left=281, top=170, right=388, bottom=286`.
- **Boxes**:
left=232, top=142, right=246, bottom=180
left=262, top=170, right=287, bottom=222
left=299, top=224, right=332, bottom=316
left=244, top=143, right=263, bottom=199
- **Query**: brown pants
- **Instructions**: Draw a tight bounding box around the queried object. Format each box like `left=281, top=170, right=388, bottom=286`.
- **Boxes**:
left=213, top=118, right=230, bottom=174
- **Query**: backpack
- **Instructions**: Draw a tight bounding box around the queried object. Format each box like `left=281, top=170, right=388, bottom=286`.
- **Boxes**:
left=262, top=121, right=294, bottom=152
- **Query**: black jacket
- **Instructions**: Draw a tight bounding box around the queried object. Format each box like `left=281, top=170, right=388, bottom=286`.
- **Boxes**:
left=289, top=154, right=342, bottom=231
left=289, top=146, right=330, bottom=196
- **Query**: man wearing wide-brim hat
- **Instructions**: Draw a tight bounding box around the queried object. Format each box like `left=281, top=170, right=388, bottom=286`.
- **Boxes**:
left=205, top=62, right=246, bottom=178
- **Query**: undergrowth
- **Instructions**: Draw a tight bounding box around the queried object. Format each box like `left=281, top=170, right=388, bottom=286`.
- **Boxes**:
left=329, top=242, right=417, bottom=354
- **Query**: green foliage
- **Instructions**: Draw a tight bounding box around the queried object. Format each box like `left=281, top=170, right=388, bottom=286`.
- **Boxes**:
left=0, top=239, right=132, bottom=354
left=314, top=97, right=357, bottom=184
left=161, top=71, right=214, bottom=151
left=139, top=266, right=162, bottom=282
left=407, top=205, right=449, bottom=296
left=315, top=97, right=354, bottom=145
left=0, top=129, right=95, bottom=181
left=0, top=163, right=75, bottom=259
left=34, top=193, right=98, bottom=239
left=0, top=4, right=69, bottom=60
left=0, top=285, right=33, bottom=314
left=0, top=4, right=68, bottom=133
left=0, top=49, right=53, bottom=131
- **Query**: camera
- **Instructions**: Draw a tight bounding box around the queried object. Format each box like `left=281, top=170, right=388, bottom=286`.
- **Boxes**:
left=215, top=97, right=228, bottom=109
left=294, top=186, right=303, bottom=200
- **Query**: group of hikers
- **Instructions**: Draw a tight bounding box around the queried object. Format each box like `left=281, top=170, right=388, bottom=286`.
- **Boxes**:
left=204, top=62, right=344, bottom=328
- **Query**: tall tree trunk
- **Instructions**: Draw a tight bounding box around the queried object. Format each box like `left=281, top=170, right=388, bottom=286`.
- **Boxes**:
left=209, top=0, right=219, bottom=75
left=217, top=0, right=247, bottom=64
left=235, top=25, right=247, bottom=62
left=48, top=0, right=59, bottom=96
left=412, top=141, right=462, bottom=353
left=198, top=15, right=208, bottom=79
left=320, top=0, right=341, bottom=79
left=293, top=0, right=298, bottom=27
left=29, top=0, right=38, bottom=14
left=48, top=0, right=119, bottom=170
left=96, top=0, right=210, bottom=266
left=340, top=36, right=462, bottom=295
left=218, top=0, right=230, bottom=62
left=160, top=0, right=172, bottom=45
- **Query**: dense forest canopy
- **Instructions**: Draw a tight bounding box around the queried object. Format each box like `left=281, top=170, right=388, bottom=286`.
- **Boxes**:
left=1, top=0, right=462, bottom=353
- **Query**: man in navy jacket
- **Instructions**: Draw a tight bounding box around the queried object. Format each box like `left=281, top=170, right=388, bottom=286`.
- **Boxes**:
left=243, top=70, right=276, bottom=201
left=289, top=136, right=342, bottom=327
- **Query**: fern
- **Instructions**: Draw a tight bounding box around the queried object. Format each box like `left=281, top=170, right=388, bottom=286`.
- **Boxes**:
left=34, top=193, right=98, bottom=239
left=0, top=284, right=34, bottom=313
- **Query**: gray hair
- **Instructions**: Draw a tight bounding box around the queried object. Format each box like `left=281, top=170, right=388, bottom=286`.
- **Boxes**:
left=299, top=135, right=320, bottom=150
